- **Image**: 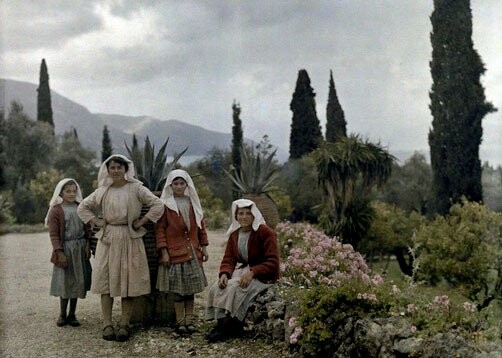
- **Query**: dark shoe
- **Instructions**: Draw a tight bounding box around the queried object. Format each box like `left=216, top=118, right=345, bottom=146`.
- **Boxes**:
left=116, top=325, right=130, bottom=342
left=67, top=314, right=81, bottom=327
left=186, top=323, right=197, bottom=334
left=205, top=326, right=227, bottom=343
left=175, top=324, right=188, bottom=335
left=56, top=315, right=67, bottom=327
left=102, top=325, right=115, bottom=341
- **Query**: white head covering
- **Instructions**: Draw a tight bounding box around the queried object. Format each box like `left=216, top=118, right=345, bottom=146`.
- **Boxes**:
left=97, top=154, right=141, bottom=188
left=225, top=198, right=266, bottom=237
left=160, top=169, right=204, bottom=229
left=44, top=178, right=83, bottom=227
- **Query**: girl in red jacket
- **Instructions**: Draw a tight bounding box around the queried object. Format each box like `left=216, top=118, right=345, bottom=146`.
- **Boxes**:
left=155, top=169, right=209, bottom=334
left=45, top=178, right=92, bottom=327
left=205, top=199, right=280, bottom=342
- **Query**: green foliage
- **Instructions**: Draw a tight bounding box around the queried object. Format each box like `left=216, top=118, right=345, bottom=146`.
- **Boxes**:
left=0, top=192, right=15, bottom=226
left=277, top=156, right=323, bottom=222
left=376, top=153, right=433, bottom=215
left=416, top=200, right=502, bottom=307
left=12, top=181, right=38, bottom=224
left=289, top=69, right=322, bottom=159
left=231, top=101, right=243, bottom=200
left=225, top=144, right=279, bottom=195
left=312, top=136, right=395, bottom=244
left=1, top=101, right=55, bottom=189
left=53, top=131, right=97, bottom=195
left=37, top=59, right=54, bottom=131
left=29, top=169, right=64, bottom=222
left=325, top=70, right=346, bottom=142
left=267, top=186, right=292, bottom=221
left=125, top=136, right=187, bottom=191
left=101, top=125, right=113, bottom=162
left=192, top=175, right=228, bottom=229
left=187, top=147, right=233, bottom=207
left=428, top=0, right=496, bottom=215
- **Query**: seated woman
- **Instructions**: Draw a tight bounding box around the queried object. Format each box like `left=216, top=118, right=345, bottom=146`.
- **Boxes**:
left=205, top=199, right=280, bottom=342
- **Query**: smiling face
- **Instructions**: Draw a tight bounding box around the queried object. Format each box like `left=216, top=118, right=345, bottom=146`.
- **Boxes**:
left=107, top=160, right=127, bottom=185
left=60, top=183, right=78, bottom=204
left=236, top=206, right=254, bottom=231
left=171, top=177, right=187, bottom=197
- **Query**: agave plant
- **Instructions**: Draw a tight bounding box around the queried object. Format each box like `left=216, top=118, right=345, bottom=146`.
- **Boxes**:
left=225, top=144, right=280, bottom=227
left=125, top=136, right=188, bottom=191
left=225, top=144, right=279, bottom=194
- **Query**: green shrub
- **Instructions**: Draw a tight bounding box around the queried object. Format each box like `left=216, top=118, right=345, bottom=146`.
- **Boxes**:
left=416, top=200, right=502, bottom=308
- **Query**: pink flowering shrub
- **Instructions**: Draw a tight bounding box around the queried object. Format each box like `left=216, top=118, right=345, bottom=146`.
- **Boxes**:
left=277, top=222, right=485, bottom=357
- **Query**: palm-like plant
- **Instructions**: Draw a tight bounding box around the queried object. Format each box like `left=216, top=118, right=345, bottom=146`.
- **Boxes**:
left=125, top=136, right=188, bottom=192
left=312, top=135, right=395, bottom=243
left=225, top=144, right=281, bottom=227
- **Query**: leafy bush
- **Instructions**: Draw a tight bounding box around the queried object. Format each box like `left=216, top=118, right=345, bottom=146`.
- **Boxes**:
left=278, top=222, right=489, bottom=356
left=416, top=200, right=502, bottom=308
left=192, top=174, right=228, bottom=229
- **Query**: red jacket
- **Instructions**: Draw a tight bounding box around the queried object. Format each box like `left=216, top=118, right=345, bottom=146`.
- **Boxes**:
left=155, top=205, right=209, bottom=266
left=220, top=224, right=280, bottom=283
left=47, top=204, right=91, bottom=265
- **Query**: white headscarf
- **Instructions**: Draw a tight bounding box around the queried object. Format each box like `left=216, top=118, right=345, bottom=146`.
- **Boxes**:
left=225, top=198, right=266, bottom=237
left=97, top=154, right=141, bottom=188
left=160, top=169, right=204, bottom=229
left=44, top=178, right=83, bottom=227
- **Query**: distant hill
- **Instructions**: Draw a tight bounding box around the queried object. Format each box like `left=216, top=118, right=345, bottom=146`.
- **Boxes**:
left=0, top=78, right=244, bottom=160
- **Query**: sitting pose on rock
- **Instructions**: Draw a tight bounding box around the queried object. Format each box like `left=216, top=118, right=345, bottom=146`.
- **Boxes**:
left=205, top=199, right=280, bottom=342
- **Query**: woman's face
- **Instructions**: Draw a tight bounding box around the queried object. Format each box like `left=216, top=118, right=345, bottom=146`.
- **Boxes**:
left=60, top=183, right=77, bottom=204
left=107, top=160, right=126, bottom=183
left=171, top=177, right=187, bottom=197
left=236, top=207, right=254, bottom=230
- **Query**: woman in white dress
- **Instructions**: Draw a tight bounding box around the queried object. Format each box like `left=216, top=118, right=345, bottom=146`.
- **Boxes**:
left=77, top=155, right=164, bottom=341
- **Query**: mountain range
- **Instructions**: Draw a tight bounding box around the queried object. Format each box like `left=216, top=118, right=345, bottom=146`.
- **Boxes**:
left=0, top=78, right=270, bottom=163
left=1, top=78, right=425, bottom=164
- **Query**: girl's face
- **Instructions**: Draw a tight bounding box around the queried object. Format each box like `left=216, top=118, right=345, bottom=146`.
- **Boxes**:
left=107, top=160, right=126, bottom=183
left=171, top=177, right=187, bottom=197
left=61, top=183, right=78, bottom=204
left=236, top=207, right=254, bottom=230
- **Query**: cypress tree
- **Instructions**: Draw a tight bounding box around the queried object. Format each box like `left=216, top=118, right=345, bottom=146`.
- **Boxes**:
left=289, top=69, right=322, bottom=159
left=231, top=100, right=243, bottom=200
left=37, top=59, right=54, bottom=132
left=325, top=70, right=347, bottom=142
left=101, top=125, right=113, bottom=162
left=428, top=0, right=496, bottom=214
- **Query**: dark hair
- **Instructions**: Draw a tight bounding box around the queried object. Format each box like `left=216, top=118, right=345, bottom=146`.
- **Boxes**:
left=106, top=156, right=129, bottom=172
left=60, top=180, right=77, bottom=195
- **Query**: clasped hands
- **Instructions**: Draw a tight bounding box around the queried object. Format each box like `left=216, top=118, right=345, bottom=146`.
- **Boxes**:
left=218, top=270, right=254, bottom=289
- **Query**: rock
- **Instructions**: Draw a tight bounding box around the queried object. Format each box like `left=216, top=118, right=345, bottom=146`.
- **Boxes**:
left=393, top=337, right=423, bottom=357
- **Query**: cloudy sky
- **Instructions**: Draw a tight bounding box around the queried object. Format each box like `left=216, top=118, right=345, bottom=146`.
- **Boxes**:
left=1, top=0, right=501, bottom=165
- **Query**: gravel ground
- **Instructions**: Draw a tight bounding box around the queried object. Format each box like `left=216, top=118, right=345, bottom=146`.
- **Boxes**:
left=0, top=230, right=289, bottom=357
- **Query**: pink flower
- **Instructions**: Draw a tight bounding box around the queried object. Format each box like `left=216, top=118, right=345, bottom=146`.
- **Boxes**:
left=410, top=325, right=417, bottom=333
left=288, top=316, right=297, bottom=328
left=391, top=285, right=401, bottom=295
left=406, top=304, right=415, bottom=314
left=462, top=302, right=476, bottom=313
left=371, top=275, right=384, bottom=286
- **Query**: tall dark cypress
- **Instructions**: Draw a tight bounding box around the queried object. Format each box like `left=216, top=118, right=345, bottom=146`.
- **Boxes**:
left=289, top=69, right=322, bottom=159
left=37, top=59, right=54, bottom=132
left=325, top=70, right=347, bottom=142
left=101, top=125, right=113, bottom=162
left=231, top=100, right=243, bottom=200
left=428, top=0, right=496, bottom=214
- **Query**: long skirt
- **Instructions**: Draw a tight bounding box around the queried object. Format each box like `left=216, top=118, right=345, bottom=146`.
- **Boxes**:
left=157, top=247, right=207, bottom=295
left=50, top=237, right=92, bottom=299
left=205, top=266, right=271, bottom=321
left=91, top=225, right=150, bottom=297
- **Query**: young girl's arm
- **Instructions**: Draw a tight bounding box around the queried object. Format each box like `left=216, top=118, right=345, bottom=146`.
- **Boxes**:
left=48, top=206, right=68, bottom=268
left=154, top=208, right=170, bottom=265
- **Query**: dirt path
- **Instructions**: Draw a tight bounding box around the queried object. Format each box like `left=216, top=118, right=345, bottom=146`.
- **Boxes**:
left=0, top=231, right=288, bottom=357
